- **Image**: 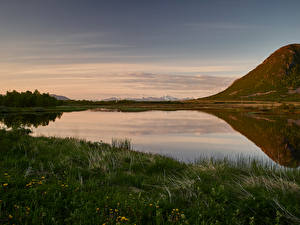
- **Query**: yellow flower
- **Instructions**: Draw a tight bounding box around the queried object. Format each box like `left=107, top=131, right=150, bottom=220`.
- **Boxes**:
left=41, top=176, right=45, bottom=179
left=96, top=208, right=100, bottom=212
left=121, top=216, right=128, bottom=221
left=115, top=209, right=118, bottom=212
left=3, top=183, right=8, bottom=187
left=9, top=214, right=13, bottom=219
left=149, top=204, right=153, bottom=207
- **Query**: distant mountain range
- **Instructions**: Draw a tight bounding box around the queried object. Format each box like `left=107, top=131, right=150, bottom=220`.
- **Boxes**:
left=206, top=44, right=300, bottom=101
left=50, top=94, right=70, bottom=101
left=102, top=96, right=190, bottom=102
left=49, top=94, right=190, bottom=102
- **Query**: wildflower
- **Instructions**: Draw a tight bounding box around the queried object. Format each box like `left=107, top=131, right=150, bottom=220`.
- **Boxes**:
left=9, top=214, right=13, bottom=219
left=149, top=204, right=153, bottom=207
left=96, top=208, right=100, bottom=212
left=41, top=176, right=45, bottom=179
left=3, top=183, right=8, bottom=187
left=121, top=216, right=128, bottom=221
left=115, top=209, right=118, bottom=212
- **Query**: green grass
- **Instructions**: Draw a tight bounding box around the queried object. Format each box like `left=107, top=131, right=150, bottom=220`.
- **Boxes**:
left=1, top=99, right=300, bottom=116
left=206, top=44, right=300, bottom=101
left=1, top=129, right=300, bottom=224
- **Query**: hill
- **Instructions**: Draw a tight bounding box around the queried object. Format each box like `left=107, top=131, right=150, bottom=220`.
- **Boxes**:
left=50, top=94, right=70, bottom=100
left=207, top=44, right=300, bottom=101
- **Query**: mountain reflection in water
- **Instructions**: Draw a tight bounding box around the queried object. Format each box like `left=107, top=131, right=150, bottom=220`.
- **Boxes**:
left=205, top=111, right=300, bottom=168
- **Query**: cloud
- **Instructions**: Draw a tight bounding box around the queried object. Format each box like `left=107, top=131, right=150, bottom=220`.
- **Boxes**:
left=0, top=64, right=234, bottom=99
left=0, top=62, right=244, bottom=76
left=0, top=29, right=241, bottom=99
left=0, top=31, right=135, bottom=65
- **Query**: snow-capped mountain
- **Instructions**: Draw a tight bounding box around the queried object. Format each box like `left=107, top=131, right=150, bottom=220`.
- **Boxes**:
left=102, top=96, right=191, bottom=102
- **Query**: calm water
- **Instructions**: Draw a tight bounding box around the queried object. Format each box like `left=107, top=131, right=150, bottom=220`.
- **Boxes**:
left=33, top=110, right=280, bottom=164
left=1, top=110, right=300, bottom=167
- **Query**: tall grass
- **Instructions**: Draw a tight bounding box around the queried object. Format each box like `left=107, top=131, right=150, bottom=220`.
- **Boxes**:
left=111, top=138, right=132, bottom=150
left=0, top=129, right=300, bottom=224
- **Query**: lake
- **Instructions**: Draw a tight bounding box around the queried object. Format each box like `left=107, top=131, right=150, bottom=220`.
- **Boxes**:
left=1, top=109, right=300, bottom=167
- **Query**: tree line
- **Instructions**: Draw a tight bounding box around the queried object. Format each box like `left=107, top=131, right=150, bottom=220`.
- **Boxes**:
left=0, top=90, right=62, bottom=107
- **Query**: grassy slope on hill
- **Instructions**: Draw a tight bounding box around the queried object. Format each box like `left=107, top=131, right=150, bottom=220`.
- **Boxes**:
left=1, top=129, right=300, bottom=224
left=207, top=44, right=300, bottom=101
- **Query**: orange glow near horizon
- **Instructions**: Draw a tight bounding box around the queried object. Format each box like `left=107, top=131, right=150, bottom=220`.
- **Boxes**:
left=0, top=62, right=246, bottom=99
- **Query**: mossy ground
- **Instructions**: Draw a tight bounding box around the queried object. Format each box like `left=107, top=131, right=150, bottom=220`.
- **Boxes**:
left=1, top=129, right=300, bottom=225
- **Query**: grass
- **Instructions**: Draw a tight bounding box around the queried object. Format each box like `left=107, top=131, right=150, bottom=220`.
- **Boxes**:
left=1, top=129, right=300, bottom=224
left=1, top=99, right=300, bottom=115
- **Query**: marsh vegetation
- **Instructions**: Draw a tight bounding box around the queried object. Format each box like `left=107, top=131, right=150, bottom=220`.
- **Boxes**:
left=1, top=129, right=300, bottom=224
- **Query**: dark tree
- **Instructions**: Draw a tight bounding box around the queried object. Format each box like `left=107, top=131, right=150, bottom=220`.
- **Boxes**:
left=0, top=90, right=62, bottom=107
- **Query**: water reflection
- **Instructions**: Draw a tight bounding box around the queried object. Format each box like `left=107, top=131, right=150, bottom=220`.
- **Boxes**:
left=1, top=110, right=299, bottom=168
left=205, top=111, right=300, bottom=168
left=30, top=110, right=262, bottom=163
left=0, top=112, right=63, bottom=128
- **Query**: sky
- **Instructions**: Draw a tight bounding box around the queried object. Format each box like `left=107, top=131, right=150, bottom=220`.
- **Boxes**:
left=1, top=0, right=300, bottom=100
